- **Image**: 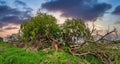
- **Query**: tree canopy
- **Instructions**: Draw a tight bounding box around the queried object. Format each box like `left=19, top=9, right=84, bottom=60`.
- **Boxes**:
left=19, top=12, right=93, bottom=50
left=20, top=12, right=60, bottom=41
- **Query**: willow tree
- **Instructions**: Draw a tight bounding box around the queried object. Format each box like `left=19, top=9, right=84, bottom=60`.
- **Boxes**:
left=19, top=11, right=92, bottom=50
left=20, top=12, right=61, bottom=50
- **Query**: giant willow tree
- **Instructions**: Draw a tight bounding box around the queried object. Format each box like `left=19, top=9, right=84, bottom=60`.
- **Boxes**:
left=19, top=12, right=92, bottom=51
left=20, top=12, right=61, bottom=50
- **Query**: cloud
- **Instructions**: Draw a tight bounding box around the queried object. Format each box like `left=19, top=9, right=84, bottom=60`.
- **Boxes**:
left=0, top=0, right=6, bottom=4
left=112, top=5, right=120, bottom=15
left=0, top=29, right=3, bottom=32
left=1, top=15, right=26, bottom=24
left=14, top=0, right=26, bottom=6
left=0, top=21, right=8, bottom=28
left=0, top=1, right=32, bottom=28
left=42, top=0, right=112, bottom=21
left=114, top=21, right=120, bottom=24
left=4, top=27, right=18, bottom=30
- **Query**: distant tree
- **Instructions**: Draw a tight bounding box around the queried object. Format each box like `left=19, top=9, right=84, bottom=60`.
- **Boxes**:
left=0, top=37, right=3, bottom=42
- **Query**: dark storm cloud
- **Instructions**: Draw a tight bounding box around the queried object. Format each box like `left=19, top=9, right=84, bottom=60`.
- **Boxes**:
left=0, top=5, right=31, bottom=24
left=0, top=5, right=21, bottom=17
left=1, top=15, right=26, bottom=24
left=112, top=5, right=120, bottom=15
left=14, top=0, right=33, bottom=13
left=0, top=23, right=4, bottom=28
left=0, top=1, right=33, bottom=28
left=0, top=20, right=8, bottom=28
left=42, top=0, right=112, bottom=21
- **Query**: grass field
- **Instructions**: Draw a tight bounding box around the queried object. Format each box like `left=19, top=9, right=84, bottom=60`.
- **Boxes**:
left=0, top=42, right=104, bottom=64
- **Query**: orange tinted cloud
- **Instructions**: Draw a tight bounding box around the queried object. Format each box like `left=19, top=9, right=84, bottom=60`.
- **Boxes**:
left=0, top=24, right=20, bottom=38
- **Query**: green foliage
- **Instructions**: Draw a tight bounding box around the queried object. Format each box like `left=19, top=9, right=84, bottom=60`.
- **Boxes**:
left=0, top=42, right=47, bottom=64
left=60, top=19, right=92, bottom=44
left=80, top=55, right=103, bottom=64
left=43, top=51, right=89, bottom=64
left=0, top=42, right=104, bottom=64
left=20, top=12, right=60, bottom=41
left=79, top=43, right=120, bottom=64
left=20, top=12, right=92, bottom=46
left=62, top=46, right=70, bottom=52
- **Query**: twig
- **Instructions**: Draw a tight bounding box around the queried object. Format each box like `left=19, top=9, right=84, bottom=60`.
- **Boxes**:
left=90, top=22, right=96, bottom=34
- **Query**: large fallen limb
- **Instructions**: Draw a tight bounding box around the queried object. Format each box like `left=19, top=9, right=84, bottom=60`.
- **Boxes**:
left=95, top=28, right=116, bottom=42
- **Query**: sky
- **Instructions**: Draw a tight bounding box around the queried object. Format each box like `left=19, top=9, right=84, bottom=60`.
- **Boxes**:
left=0, top=0, right=120, bottom=38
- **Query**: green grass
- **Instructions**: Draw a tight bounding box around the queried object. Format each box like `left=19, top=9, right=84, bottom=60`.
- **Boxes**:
left=0, top=42, right=103, bottom=64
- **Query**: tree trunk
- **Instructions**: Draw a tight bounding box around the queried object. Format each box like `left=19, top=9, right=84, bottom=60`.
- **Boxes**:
left=49, top=37, right=59, bottom=51
left=52, top=41, right=58, bottom=51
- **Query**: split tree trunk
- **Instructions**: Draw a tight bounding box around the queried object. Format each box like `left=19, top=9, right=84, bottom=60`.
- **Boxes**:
left=49, top=37, right=59, bottom=51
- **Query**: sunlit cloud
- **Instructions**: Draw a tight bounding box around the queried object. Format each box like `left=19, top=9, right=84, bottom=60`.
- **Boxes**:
left=0, top=24, right=20, bottom=38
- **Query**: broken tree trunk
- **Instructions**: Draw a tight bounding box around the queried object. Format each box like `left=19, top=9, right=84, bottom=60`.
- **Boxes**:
left=49, top=37, right=59, bottom=51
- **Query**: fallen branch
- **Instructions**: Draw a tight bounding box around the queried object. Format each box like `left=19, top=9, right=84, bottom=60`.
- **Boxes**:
left=69, top=48, right=114, bottom=64
left=95, top=28, right=116, bottom=42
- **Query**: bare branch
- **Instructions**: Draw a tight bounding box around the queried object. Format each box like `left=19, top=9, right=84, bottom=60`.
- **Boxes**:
left=90, top=22, right=96, bottom=34
left=96, top=28, right=116, bottom=42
